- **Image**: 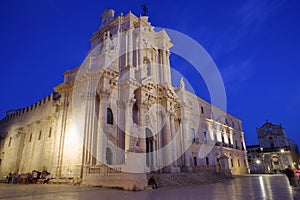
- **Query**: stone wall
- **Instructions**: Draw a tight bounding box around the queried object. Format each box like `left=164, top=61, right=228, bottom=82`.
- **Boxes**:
left=0, top=93, right=60, bottom=177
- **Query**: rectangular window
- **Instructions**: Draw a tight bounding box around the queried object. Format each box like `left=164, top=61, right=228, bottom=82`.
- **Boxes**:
left=241, top=142, right=245, bottom=150
left=201, top=106, right=204, bottom=114
left=206, top=157, right=209, bottom=166
left=107, top=108, right=114, bottom=125
left=231, top=159, right=234, bottom=167
left=238, top=159, right=240, bottom=167
left=38, top=131, right=42, bottom=140
left=49, top=127, right=52, bottom=138
left=8, top=137, right=12, bottom=147
left=194, top=157, right=197, bottom=166
left=203, top=131, right=207, bottom=143
left=29, top=133, right=32, bottom=142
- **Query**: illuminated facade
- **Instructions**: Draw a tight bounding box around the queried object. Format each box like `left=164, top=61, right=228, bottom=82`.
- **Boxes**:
left=0, top=9, right=249, bottom=190
left=247, top=122, right=300, bottom=174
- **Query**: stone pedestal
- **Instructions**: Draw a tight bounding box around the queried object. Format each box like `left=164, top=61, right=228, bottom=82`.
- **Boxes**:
left=219, top=155, right=232, bottom=177
left=121, top=173, right=148, bottom=190
left=125, top=151, right=147, bottom=173
left=123, top=151, right=148, bottom=190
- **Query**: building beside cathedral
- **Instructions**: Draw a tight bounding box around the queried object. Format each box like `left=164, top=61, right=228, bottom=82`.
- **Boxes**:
left=247, top=122, right=300, bottom=174
left=0, top=9, right=249, bottom=190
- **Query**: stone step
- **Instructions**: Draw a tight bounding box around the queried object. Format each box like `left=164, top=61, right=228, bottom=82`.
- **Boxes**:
left=49, top=178, right=81, bottom=186
left=148, top=172, right=231, bottom=188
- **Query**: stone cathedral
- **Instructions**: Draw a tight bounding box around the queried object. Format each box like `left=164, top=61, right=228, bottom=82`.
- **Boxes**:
left=0, top=9, right=249, bottom=189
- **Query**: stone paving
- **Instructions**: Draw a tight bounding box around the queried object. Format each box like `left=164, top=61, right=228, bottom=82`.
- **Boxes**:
left=0, top=174, right=299, bottom=200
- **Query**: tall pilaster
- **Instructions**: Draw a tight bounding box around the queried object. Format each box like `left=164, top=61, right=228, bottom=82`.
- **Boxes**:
left=166, top=51, right=171, bottom=84
left=170, top=114, right=178, bottom=167
left=182, top=116, right=192, bottom=171
left=138, top=31, right=143, bottom=67
left=163, top=113, right=173, bottom=172
left=127, top=29, right=133, bottom=67
left=138, top=104, right=146, bottom=152
left=125, top=99, right=135, bottom=152
left=96, top=93, right=108, bottom=165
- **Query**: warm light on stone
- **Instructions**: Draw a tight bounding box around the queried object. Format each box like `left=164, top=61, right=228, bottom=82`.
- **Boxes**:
left=0, top=9, right=249, bottom=190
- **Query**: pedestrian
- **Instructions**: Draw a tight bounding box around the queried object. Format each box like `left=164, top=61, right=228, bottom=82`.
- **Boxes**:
left=285, top=165, right=298, bottom=187
left=27, top=173, right=32, bottom=184
left=43, top=173, right=51, bottom=184
left=148, top=176, right=158, bottom=189
left=6, top=172, right=11, bottom=184
left=32, top=170, right=38, bottom=184
left=12, top=173, right=19, bottom=184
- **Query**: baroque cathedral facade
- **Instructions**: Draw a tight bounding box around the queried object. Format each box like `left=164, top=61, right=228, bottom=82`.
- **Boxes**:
left=0, top=10, right=249, bottom=189
left=247, top=122, right=299, bottom=174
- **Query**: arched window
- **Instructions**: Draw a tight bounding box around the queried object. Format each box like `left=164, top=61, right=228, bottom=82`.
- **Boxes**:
left=133, top=103, right=138, bottom=124
left=221, top=134, right=225, bottom=143
left=203, top=131, right=207, bottom=143
left=29, top=133, right=32, bottom=142
left=107, top=108, right=113, bottom=125
left=8, top=137, right=12, bottom=147
left=206, top=157, right=209, bottom=166
left=38, top=131, right=42, bottom=140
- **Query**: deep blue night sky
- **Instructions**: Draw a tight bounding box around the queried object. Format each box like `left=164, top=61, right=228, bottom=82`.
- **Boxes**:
left=1, top=0, right=300, bottom=147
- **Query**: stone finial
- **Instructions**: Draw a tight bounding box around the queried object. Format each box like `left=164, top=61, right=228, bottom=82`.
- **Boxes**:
left=101, top=9, right=115, bottom=26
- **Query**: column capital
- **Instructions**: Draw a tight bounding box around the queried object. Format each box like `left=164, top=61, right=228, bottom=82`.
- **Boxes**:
left=166, top=111, right=176, bottom=119
left=98, top=89, right=111, bottom=99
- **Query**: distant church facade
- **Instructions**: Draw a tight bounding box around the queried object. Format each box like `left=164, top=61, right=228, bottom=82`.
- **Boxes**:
left=0, top=10, right=249, bottom=189
left=247, top=122, right=299, bottom=174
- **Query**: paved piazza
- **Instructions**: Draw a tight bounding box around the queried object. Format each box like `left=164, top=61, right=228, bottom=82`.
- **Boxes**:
left=0, top=175, right=299, bottom=200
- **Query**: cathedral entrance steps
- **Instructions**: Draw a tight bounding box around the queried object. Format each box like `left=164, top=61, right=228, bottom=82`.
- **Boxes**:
left=83, top=173, right=147, bottom=190
left=0, top=177, right=5, bottom=183
left=49, top=177, right=81, bottom=185
left=147, top=172, right=231, bottom=188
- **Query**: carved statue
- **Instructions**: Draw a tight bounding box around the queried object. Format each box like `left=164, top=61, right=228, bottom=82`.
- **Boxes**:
left=180, top=77, right=185, bottom=90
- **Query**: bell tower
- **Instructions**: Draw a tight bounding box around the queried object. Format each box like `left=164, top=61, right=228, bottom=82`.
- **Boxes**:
left=89, top=9, right=173, bottom=86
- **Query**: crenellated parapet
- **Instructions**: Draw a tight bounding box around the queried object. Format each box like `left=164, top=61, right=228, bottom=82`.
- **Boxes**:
left=0, top=92, right=61, bottom=128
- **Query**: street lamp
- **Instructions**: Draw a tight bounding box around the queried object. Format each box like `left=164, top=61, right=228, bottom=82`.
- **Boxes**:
left=256, top=160, right=261, bottom=164
left=280, top=149, right=284, bottom=153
